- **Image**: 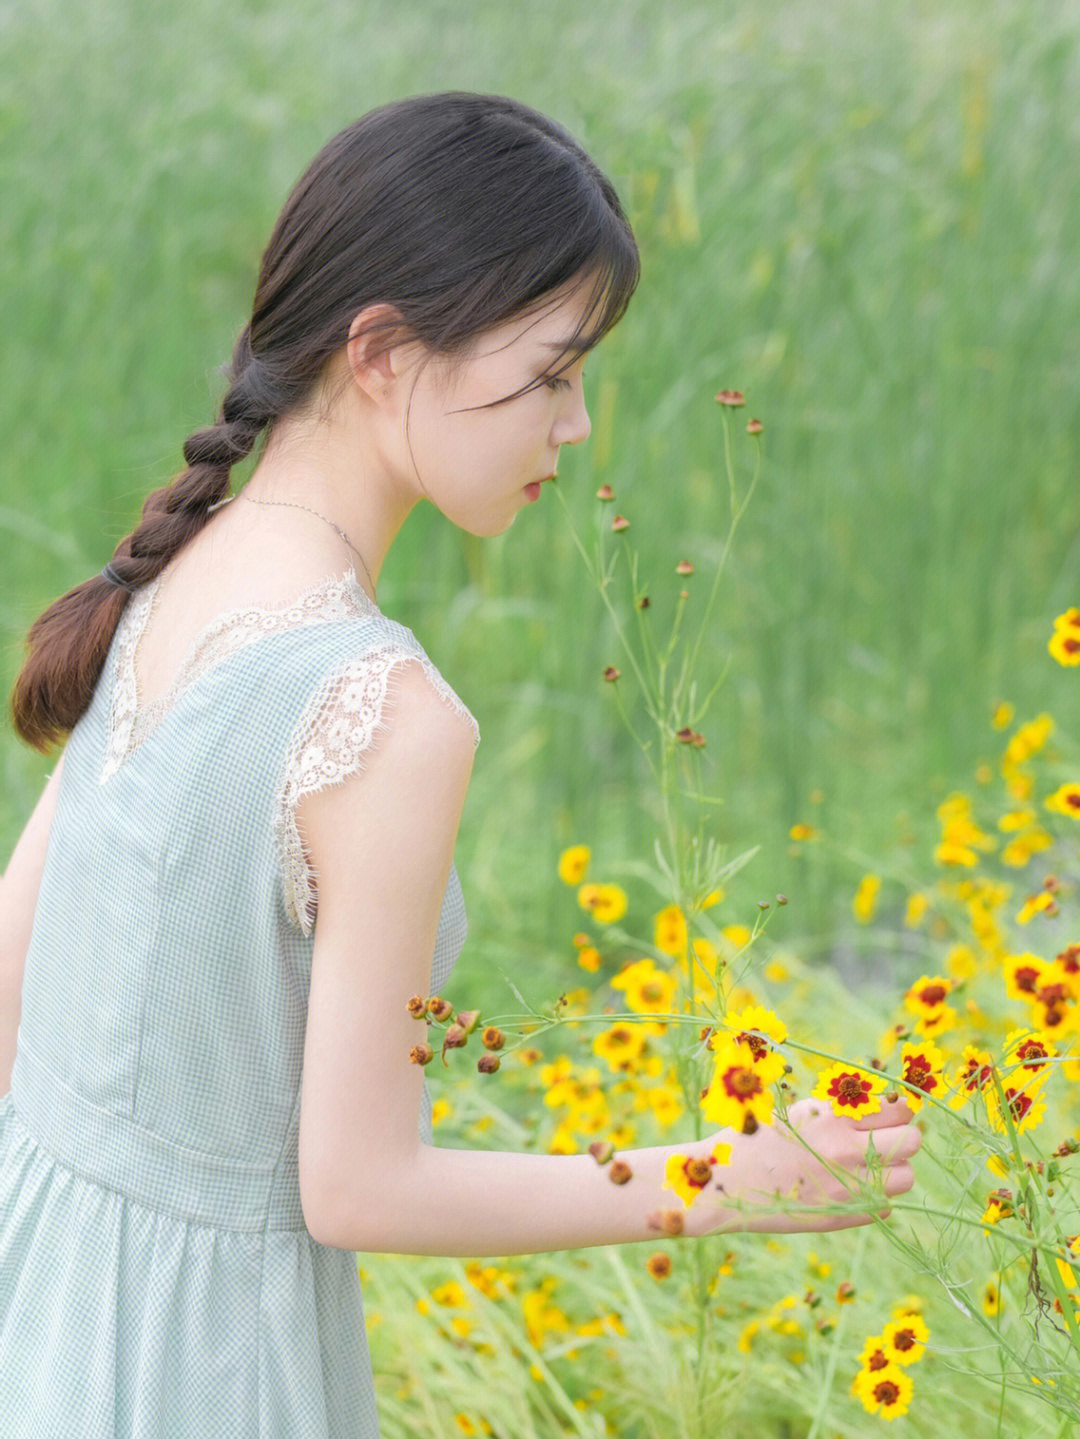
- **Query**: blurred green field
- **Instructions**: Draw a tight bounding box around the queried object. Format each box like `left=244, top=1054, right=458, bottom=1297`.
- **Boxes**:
left=2, top=0, right=1078, bottom=1017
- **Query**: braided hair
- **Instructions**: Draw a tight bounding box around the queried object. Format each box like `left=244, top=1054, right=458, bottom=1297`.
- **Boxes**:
left=11, top=91, right=639, bottom=753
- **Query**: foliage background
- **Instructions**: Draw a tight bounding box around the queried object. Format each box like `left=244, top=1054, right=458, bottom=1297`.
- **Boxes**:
left=2, top=0, right=1078, bottom=1009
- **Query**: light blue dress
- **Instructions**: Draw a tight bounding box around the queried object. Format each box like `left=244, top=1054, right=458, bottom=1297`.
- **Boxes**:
left=0, top=567, right=480, bottom=1437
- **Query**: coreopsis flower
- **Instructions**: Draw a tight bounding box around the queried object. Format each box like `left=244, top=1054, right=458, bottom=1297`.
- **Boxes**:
left=811, top=1061, right=888, bottom=1118
left=896, top=1039, right=947, bottom=1112
left=904, top=892, right=929, bottom=928
left=852, top=1362, right=913, bottom=1419
left=789, top=823, right=819, bottom=841
left=662, top=1139, right=733, bottom=1208
left=577, top=881, right=628, bottom=924
left=711, top=1004, right=788, bottom=1057
left=701, top=1039, right=779, bottom=1130
left=881, top=1314, right=929, bottom=1365
left=984, top=1077, right=1048, bottom=1137
left=852, top=873, right=881, bottom=923
left=592, top=1023, right=648, bottom=1074
left=981, top=1188, right=1015, bottom=1227
left=1005, top=714, right=1054, bottom=763
left=1017, top=890, right=1057, bottom=924
left=903, top=975, right=953, bottom=1021
left=948, top=1044, right=995, bottom=1109
left=1045, top=783, right=1080, bottom=820
left=558, top=845, right=591, bottom=885
left=983, top=1282, right=1002, bottom=1316
left=1003, top=952, right=1052, bottom=1004
left=611, top=958, right=678, bottom=1015
left=1049, top=609, right=1080, bottom=665
left=1055, top=1236, right=1080, bottom=1289
left=992, top=701, right=1016, bottom=729
left=522, top=1283, right=572, bottom=1347
left=654, top=904, right=689, bottom=959
left=646, top=1085, right=685, bottom=1127
left=1002, top=1028, right=1057, bottom=1084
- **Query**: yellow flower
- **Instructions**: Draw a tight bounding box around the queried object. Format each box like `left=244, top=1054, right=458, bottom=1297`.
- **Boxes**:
left=701, top=1040, right=778, bottom=1130
left=592, top=1023, right=648, bottom=1074
left=992, top=701, right=1015, bottom=730
left=881, top=1314, right=929, bottom=1365
left=1004, top=714, right=1054, bottom=763
left=983, top=1282, right=1002, bottom=1316
left=654, top=904, right=688, bottom=959
left=852, top=1362, right=913, bottom=1418
left=896, top=1039, right=947, bottom=1112
left=576, top=944, right=602, bottom=973
left=577, top=882, right=628, bottom=924
left=948, top=1045, right=994, bottom=1109
left=811, top=1061, right=888, bottom=1117
left=1016, top=891, right=1056, bottom=924
left=789, top=823, right=819, bottom=841
left=904, top=892, right=929, bottom=928
left=1049, top=610, right=1080, bottom=665
left=712, top=1003, right=788, bottom=1052
left=431, top=1281, right=469, bottom=1308
left=663, top=1142, right=730, bottom=1208
left=852, top=874, right=881, bottom=923
left=946, top=944, right=978, bottom=980
left=903, top=975, right=953, bottom=1019
left=721, top=923, right=753, bottom=950
left=985, top=1079, right=1048, bottom=1137
left=522, top=1282, right=572, bottom=1347
left=1045, top=783, right=1080, bottom=821
left=1003, top=952, right=1052, bottom=1005
left=647, top=1085, right=685, bottom=1127
left=558, top=845, right=591, bottom=884
left=611, top=958, right=678, bottom=1015
left=430, top=1098, right=452, bottom=1126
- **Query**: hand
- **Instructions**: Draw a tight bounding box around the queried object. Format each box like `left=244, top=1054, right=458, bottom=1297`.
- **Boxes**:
left=689, top=1095, right=923, bottom=1236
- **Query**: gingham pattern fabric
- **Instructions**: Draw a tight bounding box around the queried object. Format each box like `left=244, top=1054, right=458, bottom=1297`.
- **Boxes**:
left=0, top=574, right=479, bottom=1437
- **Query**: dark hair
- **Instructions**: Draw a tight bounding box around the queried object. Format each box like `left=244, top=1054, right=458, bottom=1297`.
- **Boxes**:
left=11, top=91, right=639, bottom=754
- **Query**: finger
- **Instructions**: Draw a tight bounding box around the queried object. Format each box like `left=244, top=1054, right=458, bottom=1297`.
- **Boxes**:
left=853, top=1097, right=917, bottom=1129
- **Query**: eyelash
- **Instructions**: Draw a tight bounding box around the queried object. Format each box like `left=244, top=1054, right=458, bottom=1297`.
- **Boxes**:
left=544, top=371, right=586, bottom=393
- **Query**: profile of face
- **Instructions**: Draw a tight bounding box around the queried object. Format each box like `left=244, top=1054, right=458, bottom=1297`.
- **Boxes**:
left=355, top=282, right=597, bottom=537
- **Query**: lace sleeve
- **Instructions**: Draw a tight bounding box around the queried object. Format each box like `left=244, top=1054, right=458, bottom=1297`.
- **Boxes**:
left=273, top=643, right=480, bottom=936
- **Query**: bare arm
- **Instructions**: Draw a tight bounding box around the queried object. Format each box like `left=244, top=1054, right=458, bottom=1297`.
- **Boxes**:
left=296, top=659, right=920, bottom=1255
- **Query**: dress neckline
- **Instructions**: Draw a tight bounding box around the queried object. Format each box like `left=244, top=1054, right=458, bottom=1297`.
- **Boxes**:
left=100, top=566, right=383, bottom=782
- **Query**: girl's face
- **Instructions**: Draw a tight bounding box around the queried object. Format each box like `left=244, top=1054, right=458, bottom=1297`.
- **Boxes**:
left=399, top=284, right=596, bottom=536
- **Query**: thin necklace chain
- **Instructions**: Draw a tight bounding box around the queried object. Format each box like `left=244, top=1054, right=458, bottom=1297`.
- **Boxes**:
left=235, top=491, right=377, bottom=602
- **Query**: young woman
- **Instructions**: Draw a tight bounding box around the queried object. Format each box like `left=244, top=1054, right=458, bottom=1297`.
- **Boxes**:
left=0, top=92, right=921, bottom=1436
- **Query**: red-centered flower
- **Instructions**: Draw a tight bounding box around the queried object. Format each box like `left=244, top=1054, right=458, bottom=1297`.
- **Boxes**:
left=898, top=1040, right=946, bottom=1112
left=812, top=1062, right=888, bottom=1117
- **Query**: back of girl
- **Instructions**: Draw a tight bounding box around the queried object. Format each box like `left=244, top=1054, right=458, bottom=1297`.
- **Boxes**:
left=0, top=91, right=920, bottom=1437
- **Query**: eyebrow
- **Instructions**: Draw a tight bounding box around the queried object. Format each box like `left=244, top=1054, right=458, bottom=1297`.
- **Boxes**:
left=540, top=336, right=603, bottom=352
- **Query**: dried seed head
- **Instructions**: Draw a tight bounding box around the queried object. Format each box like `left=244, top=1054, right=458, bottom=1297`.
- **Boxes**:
left=638, top=595, right=650, bottom=609
left=588, top=1139, right=616, bottom=1165
left=612, top=515, right=630, bottom=532
left=603, top=666, right=621, bottom=681
left=646, top=1253, right=673, bottom=1279
left=406, top=994, right=427, bottom=1019
left=741, top=1113, right=759, bottom=1136
left=427, top=996, right=453, bottom=1021
left=477, top=1052, right=501, bottom=1074
left=608, top=1159, right=633, bottom=1185
left=776, top=894, right=788, bottom=906
left=409, top=1043, right=434, bottom=1066
left=647, top=1209, right=685, bottom=1237
left=596, top=484, right=615, bottom=500
left=481, top=1026, right=505, bottom=1051
left=456, top=1009, right=481, bottom=1034
left=715, top=389, right=745, bottom=407
left=746, top=418, right=763, bottom=434
left=675, top=560, right=694, bottom=575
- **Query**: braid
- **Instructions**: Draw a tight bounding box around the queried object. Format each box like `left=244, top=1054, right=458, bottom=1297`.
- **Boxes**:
left=10, top=325, right=280, bottom=752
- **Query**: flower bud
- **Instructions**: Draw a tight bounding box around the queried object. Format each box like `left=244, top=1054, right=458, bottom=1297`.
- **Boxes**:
left=612, top=515, right=629, bottom=532
left=646, top=1253, right=673, bottom=1278
left=647, top=1210, right=685, bottom=1237
left=477, top=1052, right=501, bottom=1074
left=836, top=1281, right=856, bottom=1303
left=776, top=894, right=788, bottom=906
left=596, top=483, right=615, bottom=500
left=456, top=1009, right=481, bottom=1034
left=741, top=1113, right=759, bottom=1136
left=746, top=418, right=763, bottom=434
left=406, top=994, right=427, bottom=1019
left=481, top=1026, right=505, bottom=1051
left=715, top=389, right=745, bottom=407
left=427, top=996, right=453, bottom=1021
left=608, top=1159, right=633, bottom=1185
left=637, top=595, right=650, bottom=609
left=679, top=589, right=689, bottom=600
left=588, top=1139, right=615, bottom=1165
left=603, top=666, right=621, bottom=681
left=675, top=560, right=694, bottom=575
left=409, top=1043, right=434, bottom=1066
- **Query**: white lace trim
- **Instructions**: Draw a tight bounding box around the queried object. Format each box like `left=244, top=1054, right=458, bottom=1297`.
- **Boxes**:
left=100, top=568, right=380, bottom=782
left=274, top=645, right=480, bottom=936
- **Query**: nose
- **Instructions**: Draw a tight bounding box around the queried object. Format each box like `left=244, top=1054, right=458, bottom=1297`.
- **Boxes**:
left=554, top=388, right=591, bottom=447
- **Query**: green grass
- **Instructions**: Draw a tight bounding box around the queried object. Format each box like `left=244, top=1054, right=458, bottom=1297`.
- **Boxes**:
left=3, top=0, right=1079, bottom=1020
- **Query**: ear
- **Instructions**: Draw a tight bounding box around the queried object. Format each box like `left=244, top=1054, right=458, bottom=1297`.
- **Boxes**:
left=345, top=303, right=419, bottom=405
